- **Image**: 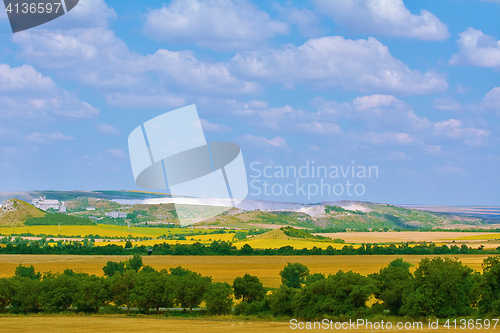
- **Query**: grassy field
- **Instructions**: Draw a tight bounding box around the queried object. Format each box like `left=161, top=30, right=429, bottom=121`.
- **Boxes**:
left=0, top=254, right=492, bottom=288
left=0, top=316, right=457, bottom=333
left=0, top=224, right=235, bottom=238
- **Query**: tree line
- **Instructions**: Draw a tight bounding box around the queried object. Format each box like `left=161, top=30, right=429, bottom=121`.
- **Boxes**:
left=0, top=238, right=498, bottom=256
left=1, top=255, right=500, bottom=320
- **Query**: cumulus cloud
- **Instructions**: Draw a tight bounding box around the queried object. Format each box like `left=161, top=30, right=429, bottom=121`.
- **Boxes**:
left=237, top=134, right=291, bottom=152
left=273, top=3, right=321, bottom=37
left=0, top=64, right=55, bottom=92
left=482, top=87, right=500, bottom=111
left=356, top=132, right=418, bottom=145
left=13, top=28, right=259, bottom=97
left=143, top=0, right=288, bottom=51
left=25, top=132, right=75, bottom=144
left=450, top=28, right=500, bottom=68
left=231, top=36, right=448, bottom=94
left=38, top=0, right=116, bottom=29
left=434, top=119, right=489, bottom=146
left=314, top=0, right=449, bottom=40
left=352, top=94, right=400, bottom=111
left=432, top=97, right=462, bottom=111
left=200, top=119, right=232, bottom=133
left=0, top=63, right=98, bottom=119
left=96, top=123, right=121, bottom=136
left=297, top=121, right=342, bottom=135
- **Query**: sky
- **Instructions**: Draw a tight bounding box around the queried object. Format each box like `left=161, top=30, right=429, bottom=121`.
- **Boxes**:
left=0, top=0, right=498, bottom=206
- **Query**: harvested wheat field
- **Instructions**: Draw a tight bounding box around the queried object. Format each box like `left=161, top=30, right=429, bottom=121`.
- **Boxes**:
left=0, top=316, right=462, bottom=333
left=0, top=254, right=492, bottom=288
left=317, top=231, right=499, bottom=243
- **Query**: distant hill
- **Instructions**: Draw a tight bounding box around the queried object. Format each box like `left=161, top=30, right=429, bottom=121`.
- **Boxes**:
left=0, top=199, right=46, bottom=226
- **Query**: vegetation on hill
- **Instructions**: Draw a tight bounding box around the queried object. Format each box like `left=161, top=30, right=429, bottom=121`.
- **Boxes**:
left=25, top=213, right=95, bottom=226
left=0, top=199, right=45, bottom=227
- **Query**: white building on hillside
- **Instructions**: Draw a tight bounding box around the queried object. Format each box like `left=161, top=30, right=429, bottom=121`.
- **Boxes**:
left=105, top=211, right=128, bottom=218
left=32, top=196, right=64, bottom=212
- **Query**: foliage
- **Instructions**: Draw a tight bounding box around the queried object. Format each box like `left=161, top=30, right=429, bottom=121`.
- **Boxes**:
left=233, top=274, right=265, bottom=303
left=204, top=282, right=233, bottom=315
left=369, top=258, right=413, bottom=315
left=400, top=257, right=478, bottom=318
left=292, top=270, right=377, bottom=320
left=268, top=285, right=297, bottom=317
left=478, top=256, right=500, bottom=315
left=279, top=262, right=309, bottom=288
left=25, top=213, right=95, bottom=226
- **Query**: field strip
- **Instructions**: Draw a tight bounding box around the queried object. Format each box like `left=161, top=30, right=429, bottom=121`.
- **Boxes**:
left=0, top=254, right=491, bottom=288
left=317, top=231, right=498, bottom=243
left=0, top=316, right=470, bottom=333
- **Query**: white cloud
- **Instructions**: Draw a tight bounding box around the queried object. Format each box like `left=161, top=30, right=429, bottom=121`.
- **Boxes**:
left=200, top=119, right=232, bottom=133
left=433, top=165, right=467, bottom=175
left=352, top=94, right=400, bottom=111
left=96, top=123, right=121, bottom=136
left=39, top=0, right=116, bottom=29
left=314, top=0, right=449, bottom=40
left=273, top=3, right=321, bottom=37
left=0, top=64, right=98, bottom=119
left=106, top=93, right=185, bottom=109
left=0, top=64, right=55, bottom=92
left=433, top=119, right=489, bottom=146
left=482, top=87, right=500, bottom=111
left=231, top=36, right=448, bottom=94
left=25, top=132, right=75, bottom=144
left=237, top=134, right=291, bottom=152
left=297, top=122, right=342, bottom=134
left=143, top=0, right=288, bottom=51
left=450, top=28, right=500, bottom=68
left=13, top=28, right=259, bottom=96
left=432, top=97, right=462, bottom=111
left=356, top=132, right=418, bottom=145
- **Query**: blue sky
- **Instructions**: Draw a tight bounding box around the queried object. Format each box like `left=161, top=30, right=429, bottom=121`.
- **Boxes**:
left=0, top=0, right=498, bottom=205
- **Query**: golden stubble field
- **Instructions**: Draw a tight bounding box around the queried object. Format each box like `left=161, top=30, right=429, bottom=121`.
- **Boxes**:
left=0, top=254, right=492, bottom=288
left=0, top=316, right=472, bottom=333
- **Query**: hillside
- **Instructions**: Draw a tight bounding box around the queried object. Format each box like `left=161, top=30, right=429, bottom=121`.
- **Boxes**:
left=0, top=199, right=46, bottom=226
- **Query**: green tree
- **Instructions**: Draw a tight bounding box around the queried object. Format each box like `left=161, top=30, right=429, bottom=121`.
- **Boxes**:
left=292, top=270, right=377, bottom=320
left=109, top=269, right=137, bottom=312
left=305, top=273, right=325, bottom=286
left=14, top=264, right=41, bottom=280
left=268, top=285, right=298, bottom=317
left=370, top=258, right=413, bottom=315
left=39, top=273, right=78, bottom=312
left=125, top=241, right=133, bottom=249
left=9, top=277, right=41, bottom=313
left=102, top=261, right=125, bottom=277
left=479, top=256, right=500, bottom=315
left=170, top=266, right=192, bottom=277
left=204, top=282, right=233, bottom=315
left=400, top=257, right=478, bottom=318
left=127, top=253, right=143, bottom=272
left=0, top=278, right=12, bottom=312
left=280, top=263, right=309, bottom=288
left=73, top=275, right=109, bottom=313
left=129, top=271, right=169, bottom=313
left=233, top=274, right=265, bottom=303
left=173, top=272, right=212, bottom=311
